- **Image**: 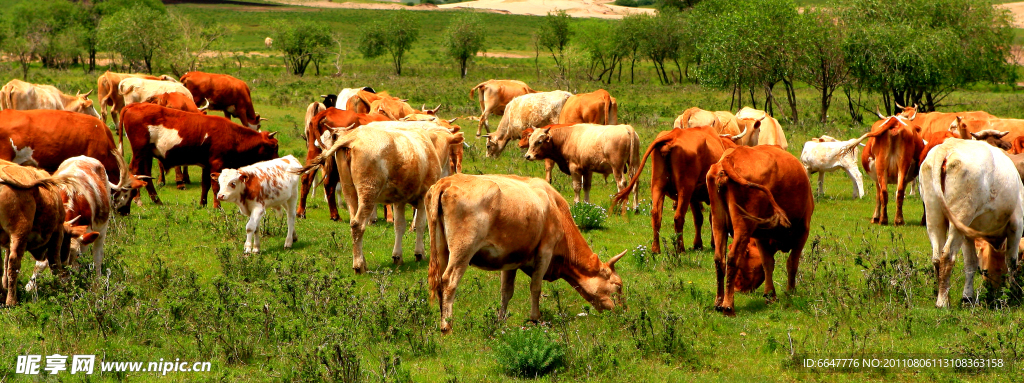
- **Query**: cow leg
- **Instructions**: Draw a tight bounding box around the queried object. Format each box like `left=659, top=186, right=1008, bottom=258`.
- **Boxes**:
left=709, top=191, right=729, bottom=310
left=297, top=167, right=317, bottom=219
left=323, top=160, right=341, bottom=221
left=689, top=198, right=704, bottom=251
left=5, top=237, right=26, bottom=306
left=498, top=269, right=516, bottom=321
left=142, top=157, right=162, bottom=205
left=528, top=248, right=554, bottom=322
left=961, top=241, right=980, bottom=305
left=673, top=187, right=693, bottom=253
left=570, top=168, right=583, bottom=204
left=92, top=224, right=108, bottom=272
left=476, top=105, right=491, bottom=137
left=721, top=218, right=752, bottom=317
left=582, top=171, right=593, bottom=204
left=844, top=165, right=864, bottom=199
left=413, top=199, right=427, bottom=261
left=349, top=196, right=376, bottom=274
left=245, top=206, right=266, bottom=253
left=816, top=171, right=825, bottom=196
left=544, top=159, right=555, bottom=184
left=200, top=167, right=213, bottom=207
left=757, top=238, right=779, bottom=304
left=157, top=161, right=167, bottom=186
left=175, top=166, right=187, bottom=190
left=285, top=195, right=298, bottom=249
left=650, top=186, right=667, bottom=254
left=391, top=203, right=407, bottom=265
left=935, top=227, right=964, bottom=308
left=23, top=260, right=48, bottom=292
left=893, top=171, right=908, bottom=226
left=439, top=247, right=474, bottom=334
left=877, top=170, right=889, bottom=225
left=787, top=231, right=808, bottom=292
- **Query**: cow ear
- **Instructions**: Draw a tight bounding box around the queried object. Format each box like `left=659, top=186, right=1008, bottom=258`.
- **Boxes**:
left=753, top=120, right=762, bottom=130
left=78, top=230, right=101, bottom=245
left=239, top=174, right=250, bottom=182
left=998, top=131, right=1010, bottom=138
left=211, top=172, right=221, bottom=180
left=449, top=132, right=465, bottom=146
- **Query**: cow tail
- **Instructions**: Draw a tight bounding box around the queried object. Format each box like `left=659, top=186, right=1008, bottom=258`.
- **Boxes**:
left=716, top=156, right=791, bottom=229
left=612, top=132, right=671, bottom=211
left=0, top=173, right=75, bottom=191
left=294, top=133, right=355, bottom=176
left=426, top=182, right=449, bottom=302
left=0, top=84, right=10, bottom=110
left=469, top=82, right=484, bottom=101
left=932, top=156, right=1006, bottom=243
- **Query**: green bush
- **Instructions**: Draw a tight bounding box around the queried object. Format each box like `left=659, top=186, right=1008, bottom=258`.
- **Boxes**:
left=493, top=327, right=565, bottom=378
left=570, top=202, right=607, bottom=231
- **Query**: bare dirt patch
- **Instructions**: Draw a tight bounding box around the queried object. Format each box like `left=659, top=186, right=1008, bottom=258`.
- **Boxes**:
left=997, top=2, right=1024, bottom=28
left=476, top=52, right=531, bottom=58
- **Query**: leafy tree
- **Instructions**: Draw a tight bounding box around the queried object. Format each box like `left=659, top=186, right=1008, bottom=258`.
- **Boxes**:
left=443, top=13, right=486, bottom=78
left=639, top=9, right=686, bottom=85
left=359, top=11, right=420, bottom=76
left=797, top=8, right=852, bottom=123
left=166, top=12, right=232, bottom=77
left=539, top=10, right=573, bottom=77
left=275, top=21, right=331, bottom=76
left=576, top=20, right=624, bottom=83
left=79, top=0, right=166, bottom=72
left=616, top=13, right=647, bottom=84
left=98, top=5, right=176, bottom=73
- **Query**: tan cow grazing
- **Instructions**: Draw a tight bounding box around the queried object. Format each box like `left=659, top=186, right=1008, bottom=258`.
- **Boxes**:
left=119, top=78, right=193, bottom=109
left=485, top=90, right=572, bottom=158
left=673, top=107, right=742, bottom=136
left=0, top=80, right=99, bottom=119
left=733, top=107, right=788, bottom=149
left=523, top=124, right=640, bottom=210
left=214, top=155, right=303, bottom=253
left=518, top=126, right=565, bottom=183
left=896, top=104, right=995, bottom=136
left=297, top=123, right=462, bottom=273
left=470, top=79, right=538, bottom=137
left=707, top=145, right=814, bottom=316
left=426, top=174, right=625, bottom=333
left=0, top=161, right=100, bottom=306
left=96, top=71, right=175, bottom=124
left=558, top=89, right=618, bottom=125
left=860, top=116, right=925, bottom=225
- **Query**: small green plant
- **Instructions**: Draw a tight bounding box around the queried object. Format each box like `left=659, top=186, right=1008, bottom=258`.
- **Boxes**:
left=570, top=202, right=607, bottom=231
left=493, top=327, right=565, bottom=378
left=630, top=244, right=653, bottom=270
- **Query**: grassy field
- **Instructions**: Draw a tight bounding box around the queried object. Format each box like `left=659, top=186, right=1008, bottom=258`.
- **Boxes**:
left=1, top=2, right=1024, bottom=382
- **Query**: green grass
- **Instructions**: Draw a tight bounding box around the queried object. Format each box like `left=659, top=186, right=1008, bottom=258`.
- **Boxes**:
left=1, top=2, right=1024, bottom=382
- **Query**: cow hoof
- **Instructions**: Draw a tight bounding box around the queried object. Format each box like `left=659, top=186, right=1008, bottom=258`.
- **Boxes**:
left=330, top=215, right=341, bottom=222
left=414, top=253, right=424, bottom=262
left=297, top=213, right=306, bottom=219
left=176, top=184, right=186, bottom=190
left=961, top=296, right=978, bottom=306
left=894, top=218, right=905, bottom=226
left=722, top=308, right=736, bottom=317
left=714, top=305, right=724, bottom=312
left=392, top=256, right=403, bottom=266
left=692, top=243, right=704, bottom=251
left=440, top=322, right=452, bottom=334
left=764, top=293, right=778, bottom=304
left=353, top=266, right=366, bottom=274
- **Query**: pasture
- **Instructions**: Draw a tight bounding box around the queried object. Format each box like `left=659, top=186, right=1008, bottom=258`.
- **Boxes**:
left=1, top=2, right=1024, bottom=381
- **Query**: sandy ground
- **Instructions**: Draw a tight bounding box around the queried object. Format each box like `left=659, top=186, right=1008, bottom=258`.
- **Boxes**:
left=266, top=0, right=653, bottom=18
left=268, top=0, right=442, bottom=10
left=476, top=51, right=531, bottom=58
left=998, top=2, right=1024, bottom=28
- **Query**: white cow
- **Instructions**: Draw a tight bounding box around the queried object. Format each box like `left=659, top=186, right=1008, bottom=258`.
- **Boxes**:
left=800, top=135, right=865, bottom=199
left=265, top=37, right=273, bottom=49
left=485, top=90, right=573, bottom=157
left=118, top=78, right=193, bottom=108
left=214, top=155, right=303, bottom=253
left=921, top=138, right=1024, bottom=308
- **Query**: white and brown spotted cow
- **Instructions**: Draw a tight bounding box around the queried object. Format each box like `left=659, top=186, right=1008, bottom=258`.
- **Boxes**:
left=214, top=155, right=302, bottom=253
left=119, top=78, right=193, bottom=110
left=485, top=90, right=572, bottom=157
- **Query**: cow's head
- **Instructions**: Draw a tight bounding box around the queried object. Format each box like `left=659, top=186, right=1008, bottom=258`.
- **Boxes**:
left=971, top=129, right=1012, bottom=151
left=731, top=117, right=761, bottom=146
left=974, top=238, right=1024, bottom=294
left=896, top=102, right=918, bottom=120
left=484, top=132, right=508, bottom=158
left=259, top=131, right=281, bottom=159
left=60, top=219, right=101, bottom=268
left=572, top=250, right=625, bottom=312
left=733, top=242, right=766, bottom=293
left=109, top=150, right=150, bottom=215
left=247, top=114, right=267, bottom=131
left=68, top=89, right=101, bottom=119
left=212, top=169, right=246, bottom=203
left=524, top=127, right=552, bottom=161
left=320, top=94, right=338, bottom=109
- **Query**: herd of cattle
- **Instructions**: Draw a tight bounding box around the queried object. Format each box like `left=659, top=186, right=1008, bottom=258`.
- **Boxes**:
left=0, top=72, right=1020, bottom=331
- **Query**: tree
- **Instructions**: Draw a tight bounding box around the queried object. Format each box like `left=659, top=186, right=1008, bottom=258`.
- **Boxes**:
left=275, top=21, right=331, bottom=76
left=797, top=8, right=851, bottom=123
left=443, top=13, right=486, bottom=78
left=98, top=5, right=175, bottom=73
left=539, top=10, right=573, bottom=77
left=359, top=11, right=420, bottom=76
left=616, top=14, right=646, bottom=84
left=79, top=0, right=166, bottom=72
left=2, top=2, right=51, bottom=78
left=639, top=10, right=686, bottom=85
left=577, top=19, right=624, bottom=83
left=166, top=12, right=232, bottom=77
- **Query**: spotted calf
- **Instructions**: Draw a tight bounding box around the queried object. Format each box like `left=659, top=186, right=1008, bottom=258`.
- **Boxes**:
left=214, top=155, right=302, bottom=253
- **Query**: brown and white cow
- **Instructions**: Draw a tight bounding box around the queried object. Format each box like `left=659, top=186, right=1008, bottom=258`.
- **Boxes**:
left=144, top=92, right=210, bottom=189
left=297, top=123, right=462, bottom=273
left=0, top=161, right=100, bottom=306
left=558, top=89, right=618, bottom=125
left=896, top=104, right=995, bottom=137
left=707, top=145, right=814, bottom=316
left=296, top=107, right=390, bottom=220
left=0, top=110, right=147, bottom=215
left=613, top=125, right=736, bottom=253
left=120, top=78, right=193, bottom=109
left=180, top=71, right=264, bottom=130
left=860, top=116, right=925, bottom=225
left=485, top=90, right=572, bottom=158
left=97, top=71, right=176, bottom=124
left=118, top=103, right=279, bottom=208
left=673, top=107, right=742, bottom=136
left=214, top=155, right=302, bottom=253
left=0, top=80, right=99, bottom=119
left=470, top=79, right=538, bottom=137
left=734, top=107, right=788, bottom=149
left=518, top=126, right=563, bottom=183
left=524, top=124, right=640, bottom=210
left=426, top=174, right=624, bottom=333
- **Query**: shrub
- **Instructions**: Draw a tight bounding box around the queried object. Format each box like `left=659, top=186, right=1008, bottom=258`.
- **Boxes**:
left=570, top=202, right=607, bottom=231
left=443, top=13, right=486, bottom=78
left=97, top=4, right=176, bottom=73
left=493, top=327, right=565, bottom=378
left=274, top=21, right=332, bottom=76
left=358, top=10, right=419, bottom=75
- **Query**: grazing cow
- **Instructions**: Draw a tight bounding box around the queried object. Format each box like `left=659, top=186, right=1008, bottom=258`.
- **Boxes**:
left=264, top=37, right=273, bottom=49
left=214, top=155, right=302, bottom=253
left=673, top=108, right=742, bottom=136
left=920, top=138, right=1023, bottom=308
left=734, top=107, right=788, bottom=149
left=485, top=90, right=572, bottom=158
left=707, top=145, right=813, bottom=316
left=118, top=103, right=279, bottom=208
left=558, top=89, right=618, bottom=125
left=180, top=71, right=264, bottom=130
left=345, top=89, right=387, bottom=114
left=96, top=71, right=175, bottom=124
left=896, top=104, right=995, bottom=136
left=335, top=86, right=375, bottom=111
left=0, top=80, right=99, bottom=119
left=425, top=174, right=625, bottom=333
left=119, top=78, right=193, bottom=108
left=0, top=110, right=148, bottom=215
left=860, top=116, right=925, bottom=225
left=0, top=161, right=100, bottom=306
left=296, top=107, right=390, bottom=220
left=143, top=92, right=210, bottom=190
left=297, top=123, right=462, bottom=273
left=799, top=135, right=865, bottom=199
left=523, top=124, right=640, bottom=210
left=612, top=125, right=735, bottom=253
left=470, top=79, right=538, bottom=137
left=518, top=126, right=561, bottom=183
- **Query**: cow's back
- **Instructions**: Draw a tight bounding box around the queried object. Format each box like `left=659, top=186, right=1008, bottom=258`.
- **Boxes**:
left=561, top=124, right=635, bottom=170
left=0, top=110, right=118, bottom=180
left=724, top=146, right=813, bottom=237
left=342, top=127, right=440, bottom=202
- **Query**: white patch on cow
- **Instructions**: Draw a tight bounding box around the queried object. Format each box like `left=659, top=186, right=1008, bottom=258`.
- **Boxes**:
left=202, top=133, right=209, bottom=145
left=9, top=139, right=35, bottom=166
left=147, top=125, right=184, bottom=158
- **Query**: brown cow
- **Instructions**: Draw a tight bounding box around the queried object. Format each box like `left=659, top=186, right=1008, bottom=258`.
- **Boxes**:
left=897, top=104, right=995, bottom=136
left=118, top=103, right=279, bottom=208
left=346, top=89, right=389, bottom=114
left=180, top=71, right=264, bottom=130
left=707, top=145, right=813, bottom=316
left=372, top=97, right=436, bottom=121
left=97, top=71, right=175, bottom=124
left=401, top=113, right=463, bottom=174
left=518, top=126, right=565, bottom=183
left=558, top=89, right=618, bottom=125
left=0, top=80, right=99, bottom=119
left=860, top=116, right=925, bottom=225
left=612, top=125, right=736, bottom=253
left=335, top=87, right=374, bottom=111
left=296, top=107, right=390, bottom=220
left=425, top=174, right=624, bottom=333
left=470, top=79, right=538, bottom=137
left=523, top=124, right=640, bottom=210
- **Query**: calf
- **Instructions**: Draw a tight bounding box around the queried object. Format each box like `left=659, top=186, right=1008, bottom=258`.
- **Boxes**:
left=523, top=124, right=640, bottom=210
left=707, top=145, right=814, bottom=316
left=214, top=155, right=302, bottom=253
left=920, top=138, right=1023, bottom=307
left=426, top=174, right=624, bottom=333
left=800, top=135, right=864, bottom=199
left=485, top=90, right=572, bottom=157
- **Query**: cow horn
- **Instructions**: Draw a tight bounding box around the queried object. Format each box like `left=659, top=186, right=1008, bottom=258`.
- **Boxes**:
left=260, top=117, right=269, bottom=121
left=82, top=89, right=93, bottom=98
left=198, top=99, right=210, bottom=111
left=447, top=117, right=458, bottom=124
left=267, top=131, right=278, bottom=138
left=421, top=104, right=426, bottom=111
left=913, top=103, right=918, bottom=110
left=895, top=102, right=904, bottom=109
left=111, top=150, right=131, bottom=189
left=875, top=106, right=885, bottom=120
left=731, top=125, right=749, bottom=140
left=432, top=104, right=441, bottom=113
left=65, top=215, right=82, bottom=225
left=608, top=250, right=626, bottom=269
